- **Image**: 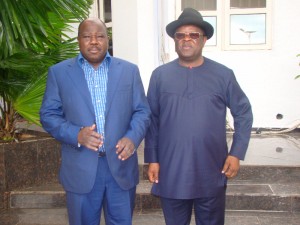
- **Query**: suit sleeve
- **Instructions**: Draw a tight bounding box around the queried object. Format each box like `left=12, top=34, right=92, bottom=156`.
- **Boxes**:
left=123, top=66, right=151, bottom=148
left=39, top=67, right=81, bottom=147
left=226, top=72, right=253, bottom=160
left=144, top=71, right=160, bottom=163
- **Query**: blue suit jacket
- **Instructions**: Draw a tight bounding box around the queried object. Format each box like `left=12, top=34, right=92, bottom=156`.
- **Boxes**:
left=40, top=55, right=151, bottom=193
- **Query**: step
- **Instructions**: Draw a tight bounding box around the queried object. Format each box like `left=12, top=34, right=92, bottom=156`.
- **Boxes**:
left=2, top=208, right=300, bottom=225
left=8, top=181, right=159, bottom=210
left=9, top=177, right=300, bottom=213
left=140, top=164, right=300, bottom=182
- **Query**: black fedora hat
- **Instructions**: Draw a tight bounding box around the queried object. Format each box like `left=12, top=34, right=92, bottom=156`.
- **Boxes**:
left=166, top=8, right=214, bottom=39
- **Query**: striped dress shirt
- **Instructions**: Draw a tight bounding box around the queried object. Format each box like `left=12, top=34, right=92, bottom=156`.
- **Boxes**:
left=78, top=53, right=111, bottom=152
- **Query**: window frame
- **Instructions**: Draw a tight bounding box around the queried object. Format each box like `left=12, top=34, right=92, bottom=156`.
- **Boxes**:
left=176, top=0, right=272, bottom=51
left=224, top=0, right=272, bottom=50
left=97, top=0, right=112, bottom=29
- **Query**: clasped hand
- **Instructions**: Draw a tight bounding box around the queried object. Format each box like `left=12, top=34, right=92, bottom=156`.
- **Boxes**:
left=77, top=124, right=135, bottom=160
left=77, top=124, right=103, bottom=151
left=115, top=137, right=135, bottom=161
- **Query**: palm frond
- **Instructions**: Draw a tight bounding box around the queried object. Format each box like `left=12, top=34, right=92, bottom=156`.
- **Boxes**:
left=14, top=73, right=48, bottom=125
left=0, top=0, right=92, bottom=58
left=0, top=0, right=93, bottom=140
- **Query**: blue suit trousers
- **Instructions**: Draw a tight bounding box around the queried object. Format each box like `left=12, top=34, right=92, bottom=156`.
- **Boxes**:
left=66, top=156, right=136, bottom=225
left=160, top=189, right=226, bottom=225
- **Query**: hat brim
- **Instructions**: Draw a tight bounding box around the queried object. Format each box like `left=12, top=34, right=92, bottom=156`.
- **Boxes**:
left=166, top=17, right=214, bottom=40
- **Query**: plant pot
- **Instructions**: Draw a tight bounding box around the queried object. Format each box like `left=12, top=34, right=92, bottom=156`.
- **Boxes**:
left=0, top=133, right=61, bottom=209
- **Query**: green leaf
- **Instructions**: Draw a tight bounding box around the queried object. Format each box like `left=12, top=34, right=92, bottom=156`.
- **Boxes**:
left=14, top=73, right=48, bottom=126
left=0, top=0, right=93, bottom=140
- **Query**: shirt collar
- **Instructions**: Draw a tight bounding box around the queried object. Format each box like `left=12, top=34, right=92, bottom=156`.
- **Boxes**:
left=78, top=52, right=111, bottom=68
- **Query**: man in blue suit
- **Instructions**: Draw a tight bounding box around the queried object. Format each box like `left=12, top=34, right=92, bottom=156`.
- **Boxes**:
left=145, top=8, right=253, bottom=225
left=40, top=18, right=151, bottom=225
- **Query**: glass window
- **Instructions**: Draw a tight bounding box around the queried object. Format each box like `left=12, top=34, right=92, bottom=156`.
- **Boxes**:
left=178, top=1, right=218, bottom=47
left=204, top=16, right=217, bottom=46
left=226, top=0, right=270, bottom=50
left=96, top=0, right=113, bottom=54
left=230, top=14, right=266, bottom=45
left=182, top=0, right=217, bottom=11
left=104, top=0, right=112, bottom=23
left=97, top=0, right=112, bottom=23
left=230, top=0, right=266, bottom=9
left=177, top=0, right=271, bottom=50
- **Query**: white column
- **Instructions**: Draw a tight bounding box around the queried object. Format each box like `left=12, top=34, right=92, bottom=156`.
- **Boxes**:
left=111, top=0, right=160, bottom=90
left=111, top=0, right=139, bottom=63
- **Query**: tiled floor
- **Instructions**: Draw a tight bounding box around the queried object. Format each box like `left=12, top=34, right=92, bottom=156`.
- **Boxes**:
left=240, top=133, right=300, bottom=166
left=137, top=132, right=300, bottom=167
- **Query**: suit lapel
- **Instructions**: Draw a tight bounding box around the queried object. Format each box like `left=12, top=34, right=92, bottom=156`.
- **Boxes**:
left=106, top=58, right=121, bottom=116
left=66, top=57, right=94, bottom=113
left=63, top=56, right=121, bottom=117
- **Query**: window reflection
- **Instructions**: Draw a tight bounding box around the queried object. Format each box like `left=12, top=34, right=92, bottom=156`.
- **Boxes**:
left=230, top=14, right=266, bottom=45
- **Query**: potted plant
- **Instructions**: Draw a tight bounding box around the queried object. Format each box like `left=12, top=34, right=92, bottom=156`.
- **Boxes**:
left=0, top=0, right=93, bottom=142
left=0, top=0, right=93, bottom=209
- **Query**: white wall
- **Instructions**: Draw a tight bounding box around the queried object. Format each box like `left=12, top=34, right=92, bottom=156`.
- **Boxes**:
left=136, top=1, right=160, bottom=90
left=111, top=0, right=159, bottom=91
left=111, top=0, right=139, bottom=64
left=151, top=0, right=300, bottom=129
left=203, top=0, right=300, bottom=128
left=110, top=0, right=300, bottom=129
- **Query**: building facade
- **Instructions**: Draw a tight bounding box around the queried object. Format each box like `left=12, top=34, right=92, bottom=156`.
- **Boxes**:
left=88, top=0, right=300, bottom=129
